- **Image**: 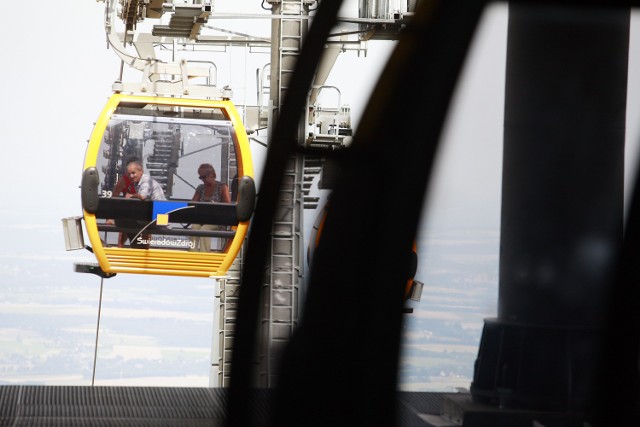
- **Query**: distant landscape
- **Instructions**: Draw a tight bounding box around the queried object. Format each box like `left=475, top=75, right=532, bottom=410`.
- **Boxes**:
left=401, top=227, right=499, bottom=391
left=0, top=271, right=215, bottom=387
left=0, top=225, right=499, bottom=391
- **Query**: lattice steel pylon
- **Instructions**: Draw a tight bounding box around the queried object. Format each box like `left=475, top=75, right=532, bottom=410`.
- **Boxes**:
left=256, top=0, right=314, bottom=387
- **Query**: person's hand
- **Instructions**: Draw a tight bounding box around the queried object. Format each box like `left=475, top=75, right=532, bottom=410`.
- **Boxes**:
left=106, top=219, right=114, bottom=225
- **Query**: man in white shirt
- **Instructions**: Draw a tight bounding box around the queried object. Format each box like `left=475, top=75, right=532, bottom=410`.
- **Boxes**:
left=117, top=157, right=166, bottom=248
left=125, top=158, right=166, bottom=201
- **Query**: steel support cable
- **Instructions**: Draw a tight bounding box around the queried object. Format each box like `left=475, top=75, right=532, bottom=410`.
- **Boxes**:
left=91, top=277, right=105, bottom=386
left=269, top=1, right=486, bottom=426
left=225, top=1, right=345, bottom=427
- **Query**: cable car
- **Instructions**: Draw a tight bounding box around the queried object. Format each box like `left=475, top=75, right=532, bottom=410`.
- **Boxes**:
left=80, top=94, right=255, bottom=277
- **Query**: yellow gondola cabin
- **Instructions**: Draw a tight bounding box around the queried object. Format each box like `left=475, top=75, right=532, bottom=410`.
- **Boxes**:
left=80, top=94, right=255, bottom=277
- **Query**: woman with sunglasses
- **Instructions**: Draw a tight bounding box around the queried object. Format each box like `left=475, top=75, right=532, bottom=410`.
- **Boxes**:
left=190, top=163, right=231, bottom=252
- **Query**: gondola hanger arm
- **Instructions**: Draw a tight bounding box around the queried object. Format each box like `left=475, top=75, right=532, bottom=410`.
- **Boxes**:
left=104, top=0, right=223, bottom=97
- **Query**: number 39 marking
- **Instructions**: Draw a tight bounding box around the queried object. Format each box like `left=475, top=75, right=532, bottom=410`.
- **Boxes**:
left=102, top=190, right=113, bottom=198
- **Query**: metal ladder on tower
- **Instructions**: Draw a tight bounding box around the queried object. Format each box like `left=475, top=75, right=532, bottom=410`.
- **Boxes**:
left=258, top=0, right=309, bottom=387
left=213, top=253, right=243, bottom=387
left=277, top=0, right=305, bottom=98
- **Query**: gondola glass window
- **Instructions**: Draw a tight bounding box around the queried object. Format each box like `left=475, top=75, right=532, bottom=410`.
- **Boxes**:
left=81, top=94, right=255, bottom=277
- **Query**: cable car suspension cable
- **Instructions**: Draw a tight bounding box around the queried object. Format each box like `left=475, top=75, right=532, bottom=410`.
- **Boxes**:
left=91, top=277, right=105, bottom=387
